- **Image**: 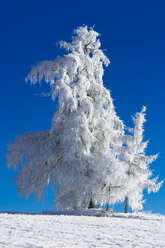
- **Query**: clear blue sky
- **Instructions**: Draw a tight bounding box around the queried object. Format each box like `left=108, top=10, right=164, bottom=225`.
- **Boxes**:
left=0, top=0, right=165, bottom=214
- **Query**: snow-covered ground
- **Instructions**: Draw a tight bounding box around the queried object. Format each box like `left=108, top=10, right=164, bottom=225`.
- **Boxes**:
left=0, top=210, right=165, bottom=248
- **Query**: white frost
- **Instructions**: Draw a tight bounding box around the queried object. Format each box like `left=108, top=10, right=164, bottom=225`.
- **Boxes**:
left=6, top=26, right=162, bottom=212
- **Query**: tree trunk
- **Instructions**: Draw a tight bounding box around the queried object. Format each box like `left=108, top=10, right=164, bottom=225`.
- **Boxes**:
left=88, top=199, right=95, bottom=209
left=97, top=203, right=101, bottom=209
left=106, top=202, right=109, bottom=211
left=124, top=196, right=128, bottom=213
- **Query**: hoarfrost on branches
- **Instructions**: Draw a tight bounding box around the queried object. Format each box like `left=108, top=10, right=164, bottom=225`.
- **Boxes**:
left=6, top=26, right=162, bottom=211
left=7, top=26, right=124, bottom=210
left=115, top=107, right=163, bottom=211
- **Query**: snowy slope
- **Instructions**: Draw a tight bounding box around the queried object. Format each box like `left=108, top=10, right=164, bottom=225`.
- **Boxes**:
left=0, top=211, right=165, bottom=248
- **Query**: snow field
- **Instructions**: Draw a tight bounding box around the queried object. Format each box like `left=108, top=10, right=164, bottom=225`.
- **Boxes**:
left=0, top=212, right=165, bottom=248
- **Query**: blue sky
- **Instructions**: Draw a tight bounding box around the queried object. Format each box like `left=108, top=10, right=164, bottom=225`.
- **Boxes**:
left=0, top=0, right=165, bottom=214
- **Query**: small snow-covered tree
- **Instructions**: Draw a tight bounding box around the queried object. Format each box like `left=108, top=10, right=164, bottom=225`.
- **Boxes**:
left=7, top=26, right=124, bottom=210
left=115, top=107, right=163, bottom=212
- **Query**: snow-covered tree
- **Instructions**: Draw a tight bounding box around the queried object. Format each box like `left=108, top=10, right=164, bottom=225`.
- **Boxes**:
left=115, top=107, right=163, bottom=212
left=7, top=26, right=124, bottom=210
